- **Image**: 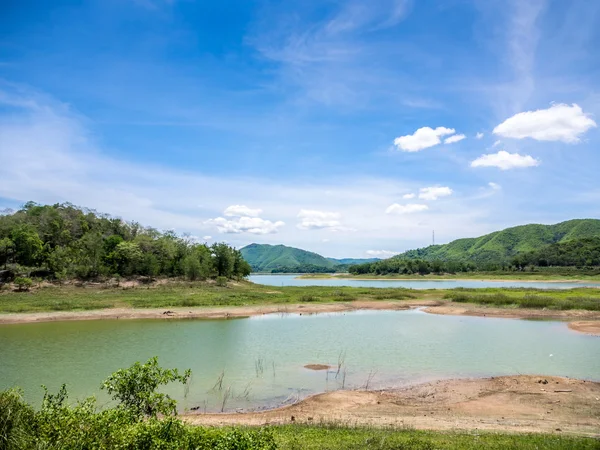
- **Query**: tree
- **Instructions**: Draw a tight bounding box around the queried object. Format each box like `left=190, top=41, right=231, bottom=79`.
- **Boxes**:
left=107, top=242, right=143, bottom=276
left=0, top=238, right=14, bottom=269
left=211, top=242, right=234, bottom=278
left=46, top=246, right=72, bottom=278
left=101, top=357, right=190, bottom=419
left=10, top=226, right=43, bottom=266
left=233, top=249, right=251, bottom=278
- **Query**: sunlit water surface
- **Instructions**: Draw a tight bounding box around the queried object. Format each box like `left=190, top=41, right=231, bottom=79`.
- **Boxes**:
left=1, top=309, right=598, bottom=412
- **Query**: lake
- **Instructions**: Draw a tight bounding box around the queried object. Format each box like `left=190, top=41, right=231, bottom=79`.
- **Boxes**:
left=1, top=309, right=598, bottom=412
left=248, top=274, right=600, bottom=289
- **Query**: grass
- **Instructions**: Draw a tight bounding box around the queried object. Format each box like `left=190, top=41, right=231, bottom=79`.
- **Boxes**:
left=270, top=425, right=600, bottom=449
left=444, top=288, right=600, bottom=311
left=0, top=279, right=599, bottom=314
left=0, top=281, right=418, bottom=314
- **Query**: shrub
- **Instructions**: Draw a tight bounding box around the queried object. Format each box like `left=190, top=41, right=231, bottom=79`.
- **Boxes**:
left=1, top=359, right=277, bottom=450
left=216, top=276, right=228, bottom=287
left=101, top=356, right=191, bottom=419
left=13, top=277, right=33, bottom=292
left=0, top=389, right=35, bottom=450
left=300, top=294, right=318, bottom=302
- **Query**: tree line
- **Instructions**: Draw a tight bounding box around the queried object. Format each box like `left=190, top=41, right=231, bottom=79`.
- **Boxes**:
left=0, top=202, right=251, bottom=281
left=349, top=237, right=600, bottom=275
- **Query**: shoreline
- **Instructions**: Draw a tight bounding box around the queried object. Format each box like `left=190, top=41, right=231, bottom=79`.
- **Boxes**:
left=295, top=274, right=600, bottom=283
left=2, top=301, right=600, bottom=336
left=184, top=375, right=600, bottom=436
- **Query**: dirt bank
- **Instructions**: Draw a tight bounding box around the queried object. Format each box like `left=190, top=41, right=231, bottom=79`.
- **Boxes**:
left=424, top=304, right=600, bottom=324
left=185, top=375, right=600, bottom=436
left=0, top=300, right=440, bottom=325
left=568, top=321, right=600, bottom=336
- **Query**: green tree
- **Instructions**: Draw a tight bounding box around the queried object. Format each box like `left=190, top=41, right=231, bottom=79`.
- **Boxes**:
left=233, top=249, right=252, bottom=278
left=10, top=225, right=43, bottom=266
left=211, top=242, right=234, bottom=278
left=108, top=242, right=143, bottom=276
left=0, top=238, right=14, bottom=269
left=47, top=246, right=72, bottom=278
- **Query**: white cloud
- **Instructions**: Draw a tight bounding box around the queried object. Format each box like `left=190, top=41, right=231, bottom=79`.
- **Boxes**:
left=402, top=193, right=415, bottom=199
left=418, top=186, right=453, bottom=201
left=322, top=238, right=330, bottom=243
left=492, top=140, right=502, bottom=147
left=366, top=250, right=398, bottom=257
left=393, top=127, right=455, bottom=152
left=202, top=235, right=212, bottom=240
left=206, top=216, right=285, bottom=235
left=475, top=132, right=484, bottom=139
left=385, top=203, right=429, bottom=214
left=224, top=205, right=262, bottom=217
left=488, top=182, right=501, bottom=190
left=444, top=134, right=466, bottom=144
left=297, top=209, right=353, bottom=231
left=471, top=151, right=540, bottom=170
left=493, top=103, right=597, bottom=143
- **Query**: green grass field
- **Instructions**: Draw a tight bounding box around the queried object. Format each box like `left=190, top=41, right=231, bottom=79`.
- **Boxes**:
left=1, top=279, right=600, bottom=314
left=270, top=425, right=600, bottom=449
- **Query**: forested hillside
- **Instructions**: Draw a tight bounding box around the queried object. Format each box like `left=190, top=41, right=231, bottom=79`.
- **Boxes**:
left=400, top=220, right=600, bottom=264
left=349, top=220, right=600, bottom=276
left=0, top=202, right=251, bottom=281
left=241, top=243, right=337, bottom=273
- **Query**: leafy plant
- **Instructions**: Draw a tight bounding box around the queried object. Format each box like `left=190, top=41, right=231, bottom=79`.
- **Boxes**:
left=13, top=277, right=33, bottom=292
left=101, top=356, right=191, bottom=419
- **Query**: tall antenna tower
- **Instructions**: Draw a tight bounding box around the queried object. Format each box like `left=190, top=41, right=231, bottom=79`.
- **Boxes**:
left=432, top=230, right=435, bottom=246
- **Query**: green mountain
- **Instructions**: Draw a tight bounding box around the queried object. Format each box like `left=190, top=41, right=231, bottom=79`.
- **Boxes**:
left=240, top=244, right=378, bottom=273
left=399, top=219, right=600, bottom=265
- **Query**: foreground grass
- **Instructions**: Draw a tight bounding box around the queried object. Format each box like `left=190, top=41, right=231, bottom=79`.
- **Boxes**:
left=1, top=279, right=600, bottom=314
left=271, top=425, right=600, bottom=449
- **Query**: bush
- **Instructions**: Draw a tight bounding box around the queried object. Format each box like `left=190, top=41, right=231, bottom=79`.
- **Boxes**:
left=13, top=277, right=33, bottom=292
left=0, top=359, right=277, bottom=450
left=0, top=389, right=35, bottom=450
left=216, top=276, right=228, bottom=287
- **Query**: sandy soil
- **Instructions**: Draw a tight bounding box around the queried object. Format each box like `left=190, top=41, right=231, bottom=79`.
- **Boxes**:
left=185, top=375, right=600, bottom=436
left=424, top=304, right=600, bottom=323
left=568, top=321, right=600, bottom=336
left=0, top=300, right=439, bottom=325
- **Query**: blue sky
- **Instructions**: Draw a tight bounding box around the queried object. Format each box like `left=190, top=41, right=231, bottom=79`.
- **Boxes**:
left=1, top=0, right=599, bottom=258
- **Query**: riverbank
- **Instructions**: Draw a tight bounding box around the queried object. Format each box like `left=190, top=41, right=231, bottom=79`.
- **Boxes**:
left=185, top=375, right=600, bottom=436
left=298, top=273, right=600, bottom=282
left=2, top=299, right=600, bottom=338
left=0, top=299, right=432, bottom=324
left=2, top=281, right=600, bottom=332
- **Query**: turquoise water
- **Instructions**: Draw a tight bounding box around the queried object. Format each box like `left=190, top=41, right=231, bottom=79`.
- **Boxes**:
left=248, top=274, right=600, bottom=289
left=1, top=309, right=598, bottom=412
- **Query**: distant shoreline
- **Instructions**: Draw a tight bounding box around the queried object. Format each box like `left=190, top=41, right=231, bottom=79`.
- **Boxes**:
left=293, top=273, right=600, bottom=283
